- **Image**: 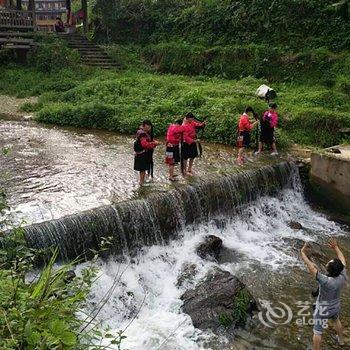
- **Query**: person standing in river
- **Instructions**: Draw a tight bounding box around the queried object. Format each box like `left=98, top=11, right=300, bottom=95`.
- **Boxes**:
left=134, top=120, right=161, bottom=186
left=236, top=107, right=259, bottom=166
left=254, top=103, right=279, bottom=156
left=301, top=238, right=347, bottom=350
left=181, top=113, right=206, bottom=176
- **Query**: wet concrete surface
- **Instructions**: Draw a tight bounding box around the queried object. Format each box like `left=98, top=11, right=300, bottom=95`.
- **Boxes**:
left=0, top=118, right=291, bottom=225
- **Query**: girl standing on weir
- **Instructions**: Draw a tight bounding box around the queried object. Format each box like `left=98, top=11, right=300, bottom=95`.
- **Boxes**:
left=165, top=119, right=184, bottom=181
left=134, top=120, right=161, bottom=186
left=181, top=113, right=206, bottom=176
left=236, top=107, right=259, bottom=166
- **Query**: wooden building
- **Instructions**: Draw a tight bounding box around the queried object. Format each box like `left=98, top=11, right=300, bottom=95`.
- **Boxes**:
left=0, top=0, right=88, bottom=34
left=22, top=0, right=67, bottom=31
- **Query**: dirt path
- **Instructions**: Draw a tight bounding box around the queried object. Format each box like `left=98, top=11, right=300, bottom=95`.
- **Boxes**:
left=0, top=95, right=37, bottom=119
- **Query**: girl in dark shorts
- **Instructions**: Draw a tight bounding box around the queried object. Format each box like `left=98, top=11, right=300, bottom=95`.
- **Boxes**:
left=134, top=120, right=161, bottom=186
left=255, top=103, right=279, bottom=156
left=236, top=107, right=259, bottom=166
left=181, top=113, right=206, bottom=176
left=165, top=119, right=183, bottom=181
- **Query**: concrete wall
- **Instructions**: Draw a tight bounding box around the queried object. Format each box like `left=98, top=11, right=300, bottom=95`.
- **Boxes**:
left=310, top=149, right=350, bottom=214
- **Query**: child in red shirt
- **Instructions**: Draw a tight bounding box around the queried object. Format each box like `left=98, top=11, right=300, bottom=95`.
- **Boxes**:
left=237, top=107, right=259, bottom=166
left=181, top=113, right=206, bottom=176
left=134, top=120, right=161, bottom=186
left=165, top=119, right=183, bottom=181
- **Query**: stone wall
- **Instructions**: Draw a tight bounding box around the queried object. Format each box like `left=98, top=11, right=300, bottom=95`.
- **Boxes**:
left=310, top=147, right=350, bottom=214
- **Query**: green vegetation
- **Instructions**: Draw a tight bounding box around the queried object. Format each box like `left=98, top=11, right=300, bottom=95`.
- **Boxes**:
left=233, top=290, right=251, bottom=325
left=90, top=0, right=350, bottom=51
left=218, top=313, right=233, bottom=328
left=0, top=228, right=127, bottom=349
left=0, top=2, right=349, bottom=149
left=1, top=64, right=349, bottom=147
left=218, top=290, right=252, bottom=328
left=0, top=167, right=125, bottom=349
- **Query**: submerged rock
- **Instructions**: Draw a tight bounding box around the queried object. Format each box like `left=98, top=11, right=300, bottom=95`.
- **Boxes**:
left=288, top=221, right=303, bottom=230
left=181, top=268, right=258, bottom=334
left=217, top=246, right=243, bottom=264
left=283, top=237, right=330, bottom=270
left=176, top=263, right=198, bottom=287
left=196, top=235, right=223, bottom=261
left=64, top=270, right=76, bottom=284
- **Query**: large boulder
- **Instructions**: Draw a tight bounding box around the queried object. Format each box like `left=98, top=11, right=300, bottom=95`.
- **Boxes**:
left=196, top=235, right=223, bottom=261
left=181, top=268, right=258, bottom=334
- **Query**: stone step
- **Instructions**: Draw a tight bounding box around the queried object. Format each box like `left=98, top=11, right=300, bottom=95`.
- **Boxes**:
left=85, top=62, right=120, bottom=67
left=58, top=34, right=119, bottom=69
left=81, top=53, right=110, bottom=58
left=68, top=44, right=101, bottom=49
left=83, top=60, right=117, bottom=66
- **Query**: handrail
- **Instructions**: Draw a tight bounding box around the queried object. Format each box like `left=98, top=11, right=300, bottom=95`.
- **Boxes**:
left=0, top=9, right=36, bottom=29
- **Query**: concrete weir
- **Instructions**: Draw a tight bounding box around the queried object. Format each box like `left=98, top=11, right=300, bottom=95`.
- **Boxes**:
left=23, top=162, right=298, bottom=261
left=310, top=145, right=350, bottom=214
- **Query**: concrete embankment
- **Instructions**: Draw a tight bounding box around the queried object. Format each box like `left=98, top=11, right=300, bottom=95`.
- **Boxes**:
left=310, top=145, right=350, bottom=215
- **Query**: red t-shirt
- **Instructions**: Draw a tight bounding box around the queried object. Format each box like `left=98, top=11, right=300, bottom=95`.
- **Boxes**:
left=182, top=121, right=205, bottom=144
left=166, top=124, right=184, bottom=145
left=238, top=113, right=253, bottom=132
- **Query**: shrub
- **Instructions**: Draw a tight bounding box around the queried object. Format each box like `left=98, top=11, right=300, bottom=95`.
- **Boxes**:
left=283, top=107, right=350, bottom=147
left=37, top=102, right=117, bottom=129
left=28, top=38, right=80, bottom=73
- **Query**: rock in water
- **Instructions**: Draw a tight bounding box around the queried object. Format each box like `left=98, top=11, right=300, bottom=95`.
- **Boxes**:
left=177, top=263, right=197, bottom=287
left=64, top=270, right=76, bottom=284
left=282, top=237, right=330, bottom=271
left=181, top=268, right=258, bottom=334
left=288, top=221, right=303, bottom=230
left=196, top=235, right=223, bottom=261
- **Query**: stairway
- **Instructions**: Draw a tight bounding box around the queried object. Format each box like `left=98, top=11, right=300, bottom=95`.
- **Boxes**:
left=58, top=33, right=120, bottom=69
left=0, top=31, right=35, bottom=50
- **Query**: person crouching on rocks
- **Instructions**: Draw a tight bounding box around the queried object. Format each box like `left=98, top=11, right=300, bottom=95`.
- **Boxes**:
left=181, top=112, right=206, bottom=176
left=165, top=119, right=184, bottom=182
left=301, top=238, right=347, bottom=350
left=237, top=107, right=259, bottom=166
left=134, top=120, right=161, bottom=186
left=255, top=102, right=279, bottom=156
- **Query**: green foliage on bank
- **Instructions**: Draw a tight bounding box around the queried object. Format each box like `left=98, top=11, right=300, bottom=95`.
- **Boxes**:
left=28, top=35, right=81, bottom=73
left=90, top=0, right=350, bottom=51
left=1, top=66, right=348, bottom=148
left=141, top=43, right=345, bottom=83
left=0, top=172, right=126, bottom=349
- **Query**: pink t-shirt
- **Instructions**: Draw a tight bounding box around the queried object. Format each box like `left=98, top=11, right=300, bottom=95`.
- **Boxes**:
left=263, top=110, right=278, bottom=128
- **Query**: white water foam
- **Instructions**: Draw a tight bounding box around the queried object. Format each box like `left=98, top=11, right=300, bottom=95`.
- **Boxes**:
left=78, top=186, right=344, bottom=350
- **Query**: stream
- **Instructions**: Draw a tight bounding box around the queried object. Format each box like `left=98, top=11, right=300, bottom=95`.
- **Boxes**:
left=1, top=118, right=349, bottom=349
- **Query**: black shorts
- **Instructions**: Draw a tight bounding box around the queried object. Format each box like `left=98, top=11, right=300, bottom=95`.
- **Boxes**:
left=260, top=127, right=275, bottom=144
left=134, top=151, right=152, bottom=172
left=165, top=145, right=180, bottom=165
left=181, top=142, right=198, bottom=160
left=239, top=131, right=250, bottom=148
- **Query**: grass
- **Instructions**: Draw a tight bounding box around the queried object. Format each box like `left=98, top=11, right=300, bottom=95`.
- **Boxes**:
left=0, top=59, right=349, bottom=148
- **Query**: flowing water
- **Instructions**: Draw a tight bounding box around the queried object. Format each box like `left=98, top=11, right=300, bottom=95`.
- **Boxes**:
left=1, top=118, right=349, bottom=349
left=0, top=119, right=280, bottom=226
left=77, top=174, right=350, bottom=350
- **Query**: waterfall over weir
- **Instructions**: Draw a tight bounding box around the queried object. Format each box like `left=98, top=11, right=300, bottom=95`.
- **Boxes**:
left=24, top=162, right=297, bottom=261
